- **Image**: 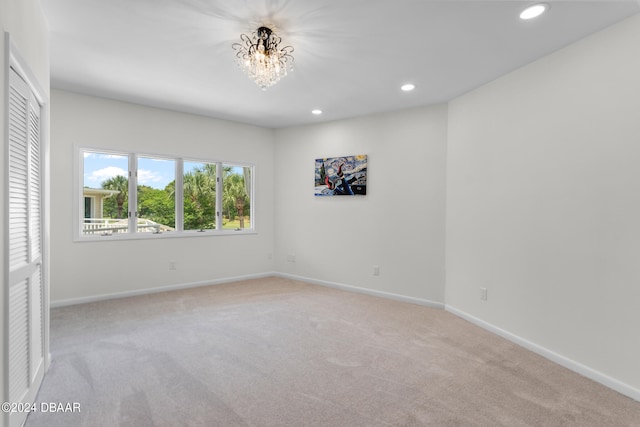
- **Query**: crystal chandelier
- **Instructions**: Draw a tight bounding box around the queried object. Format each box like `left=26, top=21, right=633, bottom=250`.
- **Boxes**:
left=232, top=26, right=294, bottom=90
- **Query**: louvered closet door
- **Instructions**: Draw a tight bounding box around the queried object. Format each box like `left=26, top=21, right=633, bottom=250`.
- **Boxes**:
left=7, top=67, right=45, bottom=427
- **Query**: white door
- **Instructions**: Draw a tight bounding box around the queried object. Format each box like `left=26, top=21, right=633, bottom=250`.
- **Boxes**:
left=6, top=67, right=46, bottom=427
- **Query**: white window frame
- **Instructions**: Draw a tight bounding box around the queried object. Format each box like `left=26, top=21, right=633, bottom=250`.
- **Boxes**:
left=73, top=146, right=255, bottom=241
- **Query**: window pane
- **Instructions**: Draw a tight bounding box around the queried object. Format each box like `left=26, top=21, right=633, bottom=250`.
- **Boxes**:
left=137, top=156, right=176, bottom=233
left=222, top=164, right=251, bottom=230
left=183, top=161, right=216, bottom=231
left=82, top=151, right=128, bottom=235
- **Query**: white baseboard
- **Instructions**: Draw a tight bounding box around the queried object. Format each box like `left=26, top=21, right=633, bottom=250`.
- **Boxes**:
left=445, top=305, right=640, bottom=403
left=50, top=272, right=277, bottom=308
left=49, top=271, right=639, bottom=403
left=276, top=272, right=445, bottom=309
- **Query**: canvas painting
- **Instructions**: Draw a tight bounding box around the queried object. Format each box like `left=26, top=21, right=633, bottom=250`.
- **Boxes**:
left=315, top=155, right=367, bottom=196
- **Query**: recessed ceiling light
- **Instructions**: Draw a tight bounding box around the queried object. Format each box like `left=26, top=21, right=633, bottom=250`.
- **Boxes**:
left=520, top=3, right=549, bottom=20
left=401, top=84, right=415, bottom=92
left=311, top=109, right=323, bottom=115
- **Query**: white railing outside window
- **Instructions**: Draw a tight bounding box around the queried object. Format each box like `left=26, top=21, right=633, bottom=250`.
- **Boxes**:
left=83, top=218, right=175, bottom=235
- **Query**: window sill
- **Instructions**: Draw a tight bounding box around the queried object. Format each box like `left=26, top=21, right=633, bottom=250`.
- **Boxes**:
left=73, top=228, right=257, bottom=242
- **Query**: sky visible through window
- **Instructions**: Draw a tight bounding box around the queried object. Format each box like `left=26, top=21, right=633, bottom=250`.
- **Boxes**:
left=84, top=152, right=245, bottom=190
left=84, top=152, right=176, bottom=190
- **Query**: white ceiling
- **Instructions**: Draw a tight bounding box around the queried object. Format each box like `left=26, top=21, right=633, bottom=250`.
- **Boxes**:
left=41, top=0, right=639, bottom=128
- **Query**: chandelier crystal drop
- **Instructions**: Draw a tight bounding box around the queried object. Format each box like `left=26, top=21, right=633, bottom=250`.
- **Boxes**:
left=232, top=26, right=294, bottom=90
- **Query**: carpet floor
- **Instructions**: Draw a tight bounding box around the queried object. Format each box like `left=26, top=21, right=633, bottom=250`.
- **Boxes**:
left=26, top=276, right=640, bottom=426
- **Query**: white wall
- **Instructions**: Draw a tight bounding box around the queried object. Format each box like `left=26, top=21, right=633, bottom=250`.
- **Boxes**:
left=274, top=105, right=448, bottom=305
left=1, top=0, right=49, bottom=421
left=446, top=13, right=640, bottom=397
left=50, top=90, right=276, bottom=303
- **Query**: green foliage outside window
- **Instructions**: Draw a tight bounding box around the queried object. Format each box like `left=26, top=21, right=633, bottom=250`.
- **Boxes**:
left=99, top=166, right=249, bottom=231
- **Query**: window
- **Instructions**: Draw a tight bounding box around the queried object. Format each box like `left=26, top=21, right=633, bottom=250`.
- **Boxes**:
left=77, top=148, right=254, bottom=239
left=222, top=164, right=251, bottom=230
left=137, top=156, right=176, bottom=233
left=82, top=151, right=129, bottom=236
left=183, top=161, right=217, bottom=231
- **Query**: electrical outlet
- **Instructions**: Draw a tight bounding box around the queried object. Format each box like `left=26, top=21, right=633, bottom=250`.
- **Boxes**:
left=287, top=253, right=296, bottom=262
left=480, top=287, right=488, bottom=301
left=169, top=261, right=177, bottom=270
left=373, top=265, right=380, bottom=276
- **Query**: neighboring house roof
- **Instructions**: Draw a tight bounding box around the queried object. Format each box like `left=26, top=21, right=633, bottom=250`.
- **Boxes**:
left=83, top=187, right=119, bottom=197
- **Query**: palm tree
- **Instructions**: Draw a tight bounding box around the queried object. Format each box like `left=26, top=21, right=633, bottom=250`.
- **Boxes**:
left=223, top=172, right=248, bottom=228
left=183, top=168, right=216, bottom=230
left=203, top=163, right=217, bottom=181
left=102, top=175, right=128, bottom=219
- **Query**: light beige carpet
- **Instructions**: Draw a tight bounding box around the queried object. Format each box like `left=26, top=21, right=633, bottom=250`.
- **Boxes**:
left=26, top=277, right=640, bottom=426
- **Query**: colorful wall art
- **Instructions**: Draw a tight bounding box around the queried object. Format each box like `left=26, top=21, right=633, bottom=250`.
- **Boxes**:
left=315, top=155, right=367, bottom=196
